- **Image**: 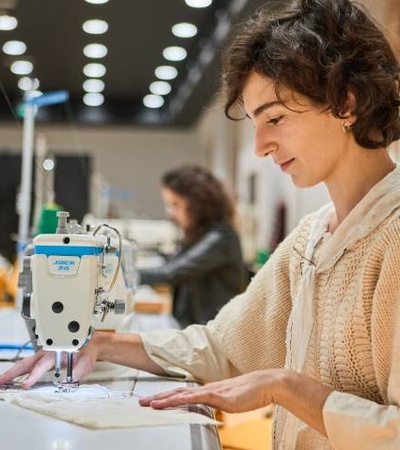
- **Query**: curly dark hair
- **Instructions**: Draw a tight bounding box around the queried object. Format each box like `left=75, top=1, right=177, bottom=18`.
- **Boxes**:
left=222, top=0, right=400, bottom=149
left=162, top=165, right=235, bottom=247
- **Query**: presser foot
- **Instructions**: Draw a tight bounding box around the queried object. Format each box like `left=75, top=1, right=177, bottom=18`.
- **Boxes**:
left=55, top=379, right=79, bottom=393
left=53, top=351, right=79, bottom=392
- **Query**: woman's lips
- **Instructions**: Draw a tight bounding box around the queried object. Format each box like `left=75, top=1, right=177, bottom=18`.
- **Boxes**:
left=280, top=158, right=294, bottom=172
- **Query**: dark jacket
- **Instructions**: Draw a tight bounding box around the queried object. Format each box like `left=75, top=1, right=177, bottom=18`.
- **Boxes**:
left=138, top=222, right=247, bottom=327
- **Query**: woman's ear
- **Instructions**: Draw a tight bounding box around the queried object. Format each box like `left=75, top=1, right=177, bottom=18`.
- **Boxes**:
left=341, top=89, right=357, bottom=125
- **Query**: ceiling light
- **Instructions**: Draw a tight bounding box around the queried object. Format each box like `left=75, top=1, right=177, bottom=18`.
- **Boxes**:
left=83, top=78, right=105, bottom=93
left=18, top=77, right=40, bottom=91
left=82, top=19, right=108, bottom=35
left=83, top=92, right=104, bottom=106
left=185, top=0, right=212, bottom=8
left=172, top=23, right=197, bottom=38
left=150, top=81, right=171, bottom=96
left=143, top=94, right=164, bottom=108
left=83, top=63, right=106, bottom=77
left=155, top=65, right=178, bottom=80
left=10, top=60, right=33, bottom=75
left=85, top=0, right=109, bottom=4
left=163, top=46, right=187, bottom=62
left=83, top=43, right=108, bottom=58
left=3, top=40, right=26, bottom=55
left=43, top=159, right=55, bottom=171
left=0, top=15, right=17, bottom=30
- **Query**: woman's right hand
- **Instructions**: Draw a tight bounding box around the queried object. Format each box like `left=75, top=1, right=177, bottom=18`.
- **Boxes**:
left=0, top=338, right=99, bottom=389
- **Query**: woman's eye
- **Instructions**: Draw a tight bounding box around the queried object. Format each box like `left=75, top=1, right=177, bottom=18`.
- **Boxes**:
left=268, top=116, right=282, bottom=125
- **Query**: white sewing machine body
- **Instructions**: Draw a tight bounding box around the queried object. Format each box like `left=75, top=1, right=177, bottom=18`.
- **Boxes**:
left=31, top=232, right=108, bottom=351
left=20, top=212, right=136, bottom=389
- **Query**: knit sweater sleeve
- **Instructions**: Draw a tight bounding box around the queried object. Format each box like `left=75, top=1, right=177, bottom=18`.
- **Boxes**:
left=208, top=225, right=295, bottom=374
left=139, top=225, right=297, bottom=382
left=323, top=217, right=400, bottom=449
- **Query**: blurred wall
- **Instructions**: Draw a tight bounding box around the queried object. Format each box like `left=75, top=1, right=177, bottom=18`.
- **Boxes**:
left=0, top=124, right=206, bottom=220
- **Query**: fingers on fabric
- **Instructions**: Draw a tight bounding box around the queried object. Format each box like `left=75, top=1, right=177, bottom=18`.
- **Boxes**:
left=0, top=352, right=43, bottom=386
left=21, top=352, right=55, bottom=388
left=140, top=386, right=221, bottom=410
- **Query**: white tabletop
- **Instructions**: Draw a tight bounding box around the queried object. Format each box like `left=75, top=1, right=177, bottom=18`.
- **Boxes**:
left=0, top=308, right=221, bottom=450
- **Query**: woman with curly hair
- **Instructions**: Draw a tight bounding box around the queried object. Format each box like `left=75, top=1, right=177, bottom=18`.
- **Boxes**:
left=138, top=165, right=247, bottom=327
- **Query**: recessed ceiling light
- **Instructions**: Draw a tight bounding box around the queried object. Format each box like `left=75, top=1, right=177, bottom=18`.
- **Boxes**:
left=143, top=94, right=164, bottom=108
left=3, top=40, right=26, bottom=55
left=185, top=0, right=212, bottom=8
left=83, top=63, right=106, bottom=77
left=85, top=0, right=109, bottom=4
left=83, top=78, right=105, bottom=93
left=43, top=159, right=55, bottom=171
left=172, top=23, right=197, bottom=38
left=0, top=15, right=17, bottom=30
left=11, top=60, right=33, bottom=75
left=163, top=46, right=187, bottom=62
left=18, top=77, right=40, bottom=91
left=83, top=43, right=108, bottom=58
left=83, top=92, right=104, bottom=106
left=82, top=19, right=108, bottom=35
left=150, top=81, right=172, bottom=96
left=155, top=65, right=178, bottom=80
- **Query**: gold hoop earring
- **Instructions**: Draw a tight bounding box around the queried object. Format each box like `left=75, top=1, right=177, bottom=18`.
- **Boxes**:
left=342, top=122, right=352, bottom=134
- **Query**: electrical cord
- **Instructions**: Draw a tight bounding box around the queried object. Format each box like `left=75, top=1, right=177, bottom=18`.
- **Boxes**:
left=0, top=340, right=34, bottom=362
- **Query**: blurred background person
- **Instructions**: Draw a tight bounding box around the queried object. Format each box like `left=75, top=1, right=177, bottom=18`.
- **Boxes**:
left=138, top=165, right=247, bottom=327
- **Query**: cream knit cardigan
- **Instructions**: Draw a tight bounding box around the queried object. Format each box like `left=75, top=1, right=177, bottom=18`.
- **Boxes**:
left=141, top=167, right=400, bottom=449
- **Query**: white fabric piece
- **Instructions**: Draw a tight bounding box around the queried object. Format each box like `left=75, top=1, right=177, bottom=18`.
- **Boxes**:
left=283, top=206, right=332, bottom=449
left=0, top=385, right=219, bottom=429
left=286, top=204, right=332, bottom=372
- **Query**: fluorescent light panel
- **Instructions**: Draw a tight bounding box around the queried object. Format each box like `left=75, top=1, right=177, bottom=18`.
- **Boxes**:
left=83, top=63, right=106, bottom=77
left=85, top=0, right=109, bottom=4
left=82, top=19, right=108, bottom=35
left=11, top=60, right=33, bottom=75
left=150, top=81, right=171, bottom=95
left=83, top=43, right=108, bottom=58
left=83, top=92, right=104, bottom=106
left=172, top=23, right=197, bottom=38
left=163, top=46, right=187, bottom=61
left=3, top=40, right=26, bottom=55
left=185, top=0, right=212, bottom=8
left=155, top=65, right=178, bottom=80
left=83, top=78, right=105, bottom=93
left=18, top=77, right=40, bottom=91
left=0, top=15, right=17, bottom=30
left=143, top=94, right=164, bottom=108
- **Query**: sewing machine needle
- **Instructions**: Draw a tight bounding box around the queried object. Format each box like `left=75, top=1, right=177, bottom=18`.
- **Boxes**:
left=54, top=351, right=62, bottom=380
left=58, top=353, right=79, bottom=393
left=66, top=352, right=73, bottom=383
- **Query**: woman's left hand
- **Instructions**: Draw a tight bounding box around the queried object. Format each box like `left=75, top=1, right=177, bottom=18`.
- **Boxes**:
left=139, top=369, right=285, bottom=413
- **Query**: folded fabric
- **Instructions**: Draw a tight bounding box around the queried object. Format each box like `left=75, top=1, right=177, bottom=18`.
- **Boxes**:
left=0, top=384, right=219, bottom=429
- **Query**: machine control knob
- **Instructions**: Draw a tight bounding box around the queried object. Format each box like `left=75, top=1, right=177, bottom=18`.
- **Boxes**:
left=56, top=211, right=70, bottom=234
left=113, top=299, right=126, bottom=315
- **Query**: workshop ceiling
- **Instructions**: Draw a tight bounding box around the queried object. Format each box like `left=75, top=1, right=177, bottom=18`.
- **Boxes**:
left=0, top=0, right=267, bottom=128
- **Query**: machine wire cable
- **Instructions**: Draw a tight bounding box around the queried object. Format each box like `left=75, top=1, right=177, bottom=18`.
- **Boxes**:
left=92, top=223, right=122, bottom=292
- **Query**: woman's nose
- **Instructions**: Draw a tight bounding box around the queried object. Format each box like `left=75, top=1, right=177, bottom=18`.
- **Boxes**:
left=254, top=131, right=275, bottom=158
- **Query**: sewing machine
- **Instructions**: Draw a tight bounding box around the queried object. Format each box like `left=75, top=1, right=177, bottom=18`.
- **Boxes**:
left=18, top=211, right=136, bottom=392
